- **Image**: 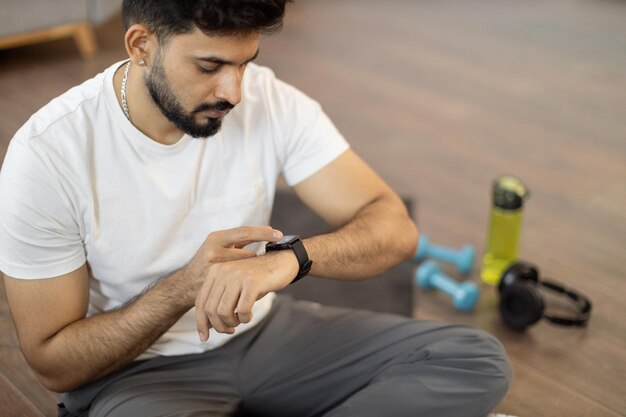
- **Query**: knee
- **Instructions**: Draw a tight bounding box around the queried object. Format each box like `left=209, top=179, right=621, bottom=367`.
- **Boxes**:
left=428, top=326, right=513, bottom=398
left=457, top=327, right=513, bottom=400
left=475, top=329, right=513, bottom=395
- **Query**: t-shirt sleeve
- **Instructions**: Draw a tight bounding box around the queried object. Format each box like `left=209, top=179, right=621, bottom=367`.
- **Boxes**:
left=267, top=75, right=350, bottom=186
left=0, top=139, right=85, bottom=279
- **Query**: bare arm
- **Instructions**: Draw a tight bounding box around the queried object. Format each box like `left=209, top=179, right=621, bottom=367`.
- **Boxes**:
left=4, top=265, right=190, bottom=392
left=194, top=149, right=418, bottom=340
left=3, top=226, right=283, bottom=393
left=295, top=149, right=418, bottom=279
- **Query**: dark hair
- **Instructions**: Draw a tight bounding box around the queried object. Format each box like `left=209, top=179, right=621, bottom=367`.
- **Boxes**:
left=122, top=0, right=292, bottom=42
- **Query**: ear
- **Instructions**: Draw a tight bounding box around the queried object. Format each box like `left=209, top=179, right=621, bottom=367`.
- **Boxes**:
left=124, top=23, right=157, bottom=67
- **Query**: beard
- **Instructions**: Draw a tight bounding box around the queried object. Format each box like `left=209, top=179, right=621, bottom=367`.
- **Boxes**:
left=144, top=51, right=234, bottom=139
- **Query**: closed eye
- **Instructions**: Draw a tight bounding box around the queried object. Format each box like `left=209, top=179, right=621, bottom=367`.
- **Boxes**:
left=198, top=65, right=219, bottom=74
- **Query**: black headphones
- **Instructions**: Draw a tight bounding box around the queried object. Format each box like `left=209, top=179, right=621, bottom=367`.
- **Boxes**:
left=498, top=261, right=592, bottom=331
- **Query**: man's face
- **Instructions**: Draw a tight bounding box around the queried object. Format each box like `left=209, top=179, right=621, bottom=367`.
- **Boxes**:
left=144, top=30, right=260, bottom=138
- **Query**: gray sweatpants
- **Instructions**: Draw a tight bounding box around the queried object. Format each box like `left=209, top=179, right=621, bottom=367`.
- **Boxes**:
left=59, top=295, right=512, bottom=417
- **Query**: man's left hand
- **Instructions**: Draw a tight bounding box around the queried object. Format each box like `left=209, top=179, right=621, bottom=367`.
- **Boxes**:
left=194, top=250, right=299, bottom=341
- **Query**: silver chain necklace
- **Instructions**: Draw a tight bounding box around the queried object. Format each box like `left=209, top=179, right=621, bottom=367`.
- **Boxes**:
left=121, top=61, right=131, bottom=121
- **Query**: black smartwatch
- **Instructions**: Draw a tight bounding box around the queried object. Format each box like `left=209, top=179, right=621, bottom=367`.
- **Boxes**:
left=265, top=235, right=312, bottom=284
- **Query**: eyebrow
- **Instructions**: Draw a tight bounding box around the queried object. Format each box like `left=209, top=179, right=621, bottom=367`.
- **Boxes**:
left=196, top=48, right=260, bottom=66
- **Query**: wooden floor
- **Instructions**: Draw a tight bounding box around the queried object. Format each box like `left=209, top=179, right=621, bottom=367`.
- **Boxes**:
left=1, top=1, right=625, bottom=416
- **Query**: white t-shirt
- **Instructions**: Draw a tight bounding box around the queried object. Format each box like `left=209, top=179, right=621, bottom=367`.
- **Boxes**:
left=0, top=61, right=349, bottom=359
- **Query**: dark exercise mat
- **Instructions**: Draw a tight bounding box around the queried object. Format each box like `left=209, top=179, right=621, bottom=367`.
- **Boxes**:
left=271, top=191, right=415, bottom=317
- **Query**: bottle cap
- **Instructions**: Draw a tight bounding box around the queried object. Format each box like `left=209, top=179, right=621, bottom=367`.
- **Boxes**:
left=493, top=175, right=529, bottom=210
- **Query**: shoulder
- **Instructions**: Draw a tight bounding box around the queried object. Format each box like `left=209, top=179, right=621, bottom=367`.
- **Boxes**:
left=241, top=62, right=277, bottom=88
left=12, top=64, right=113, bottom=149
left=241, top=63, right=318, bottom=110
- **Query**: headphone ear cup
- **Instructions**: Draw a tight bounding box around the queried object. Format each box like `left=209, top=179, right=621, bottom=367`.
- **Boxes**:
left=498, top=261, right=540, bottom=295
left=499, top=283, right=545, bottom=331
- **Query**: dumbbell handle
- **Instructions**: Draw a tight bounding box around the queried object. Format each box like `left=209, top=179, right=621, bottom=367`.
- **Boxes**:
left=427, top=244, right=461, bottom=263
left=415, top=236, right=476, bottom=275
left=417, top=261, right=479, bottom=312
left=429, top=271, right=462, bottom=296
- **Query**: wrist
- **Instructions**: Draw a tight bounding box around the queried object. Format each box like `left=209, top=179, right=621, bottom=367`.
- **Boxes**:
left=265, top=235, right=312, bottom=283
left=172, top=266, right=198, bottom=308
left=270, top=250, right=300, bottom=281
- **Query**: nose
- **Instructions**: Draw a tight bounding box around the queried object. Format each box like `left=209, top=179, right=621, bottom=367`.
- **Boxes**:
left=214, top=66, right=243, bottom=106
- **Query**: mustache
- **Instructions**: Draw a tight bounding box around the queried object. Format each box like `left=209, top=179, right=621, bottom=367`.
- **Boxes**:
left=193, top=101, right=235, bottom=113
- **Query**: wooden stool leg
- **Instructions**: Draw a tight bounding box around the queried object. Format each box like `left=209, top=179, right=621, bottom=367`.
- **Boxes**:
left=73, top=22, right=98, bottom=59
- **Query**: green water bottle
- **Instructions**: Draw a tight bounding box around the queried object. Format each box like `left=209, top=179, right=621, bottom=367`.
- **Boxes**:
left=481, top=175, right=530, bottom=286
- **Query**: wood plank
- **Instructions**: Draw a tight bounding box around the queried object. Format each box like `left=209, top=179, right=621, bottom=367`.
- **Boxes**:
left=499, top=357, right=623, bottom=417
left=0, top=372, right=44, bottom=417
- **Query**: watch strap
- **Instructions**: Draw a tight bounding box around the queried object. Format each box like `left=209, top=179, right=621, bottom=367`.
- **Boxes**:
left=290, top=239, right=312, bottom=283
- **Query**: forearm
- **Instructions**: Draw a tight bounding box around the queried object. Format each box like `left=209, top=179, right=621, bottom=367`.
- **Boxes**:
left=35, top=268, right=192, bottom=392
left=303, top=193, right=418, bottom=280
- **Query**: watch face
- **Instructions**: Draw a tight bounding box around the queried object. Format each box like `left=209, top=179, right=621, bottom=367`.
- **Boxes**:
left=266, top=235, right=300, bottom=252
left=275, top=235, right=299, bottom=245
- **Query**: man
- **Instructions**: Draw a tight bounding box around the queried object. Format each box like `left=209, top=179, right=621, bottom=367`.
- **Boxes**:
left=0, top=1, right=511, bottom=416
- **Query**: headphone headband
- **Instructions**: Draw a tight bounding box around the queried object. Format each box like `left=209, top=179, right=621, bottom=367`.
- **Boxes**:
left=540, top=279, right=592, bottom=327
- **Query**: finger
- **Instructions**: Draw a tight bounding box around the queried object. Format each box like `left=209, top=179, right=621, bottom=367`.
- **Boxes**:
left=202, top=247, right=256, bottom=264
left=231, top=242, right=252, bottom=249
left=217, top=284, right=242, bottom=330
left=211, top=226, right=283, bottom=248
left=220, top=248, right=257, bottom=260
left=235, top=285, right=258, bottom=324
left=206, top=283, right=230, bottom=334
left=195, top=305, right=212, bottom=343
left=230, top=241, right=265, bottom=249
left=195, top=278, right=215, bottom=342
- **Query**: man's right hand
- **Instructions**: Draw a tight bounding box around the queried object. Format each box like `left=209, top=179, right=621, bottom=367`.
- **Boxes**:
left=182, top=226, right=284, bottom=306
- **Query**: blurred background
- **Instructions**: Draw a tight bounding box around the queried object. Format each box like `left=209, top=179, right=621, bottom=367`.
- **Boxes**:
left=1, top=0, right=625, bottom=416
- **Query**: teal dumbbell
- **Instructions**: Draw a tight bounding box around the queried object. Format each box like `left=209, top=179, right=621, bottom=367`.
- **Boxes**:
left=413, top=235, right=476, bottom=275
left=416, top=261, right=480, bottom=312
